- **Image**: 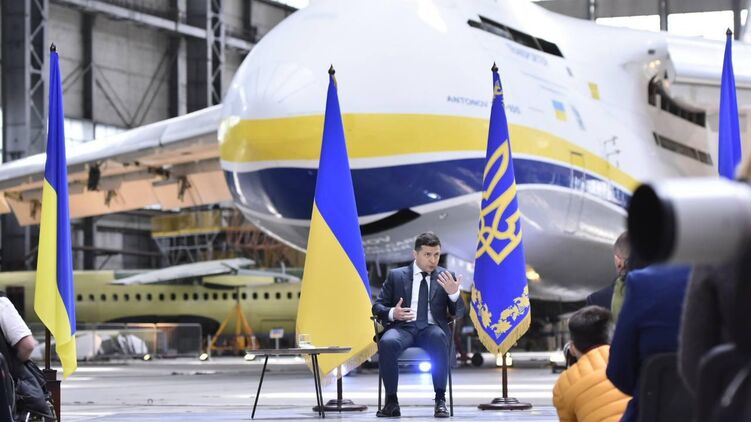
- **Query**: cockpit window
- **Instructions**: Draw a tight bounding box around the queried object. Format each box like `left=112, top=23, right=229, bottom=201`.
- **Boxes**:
left=468, top=15, right=564, bottom=58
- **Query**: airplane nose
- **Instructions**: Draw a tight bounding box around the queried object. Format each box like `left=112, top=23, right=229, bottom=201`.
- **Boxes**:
left=219, top=57, right=333, bottom=251
left=222, top=61, right=323, bottom=122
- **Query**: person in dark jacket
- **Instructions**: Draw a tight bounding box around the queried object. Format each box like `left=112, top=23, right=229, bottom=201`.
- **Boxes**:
left=606, top=264, right=690, bottom=422
left=677, top=265, right=736, bottom=396
left=586, top=232, right=630, bottom=322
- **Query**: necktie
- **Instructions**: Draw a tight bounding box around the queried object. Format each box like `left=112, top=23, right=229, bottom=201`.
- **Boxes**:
left=416, top=271, right=429, bottom=329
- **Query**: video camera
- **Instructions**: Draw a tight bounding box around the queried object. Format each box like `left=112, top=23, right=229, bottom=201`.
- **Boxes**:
left=627, top=178, right=751, bottom=265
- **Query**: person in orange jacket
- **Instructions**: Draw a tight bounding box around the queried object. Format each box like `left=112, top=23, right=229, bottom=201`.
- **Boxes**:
left=553, top=306, right=630, bottom=422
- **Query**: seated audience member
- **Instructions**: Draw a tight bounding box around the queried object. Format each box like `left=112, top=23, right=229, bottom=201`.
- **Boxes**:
left=677, top=265, right=735, bottom=396
left=553, top=306, right=629, bottom=422
left=0, top=295, right=37, bottom=362
left=606, top=264, right=690, bottom=422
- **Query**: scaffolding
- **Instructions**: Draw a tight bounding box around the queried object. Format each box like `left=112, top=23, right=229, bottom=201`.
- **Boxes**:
left=150, top=207, right=304, bottom=267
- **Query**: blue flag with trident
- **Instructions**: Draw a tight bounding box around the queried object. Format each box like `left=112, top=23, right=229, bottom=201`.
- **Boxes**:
left=469, top=64, right=530, bottom=355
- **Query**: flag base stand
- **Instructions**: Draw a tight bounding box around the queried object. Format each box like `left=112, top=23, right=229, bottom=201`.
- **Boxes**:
left=478, top=353, right=532, bottom=412
left=312, top=371, right=367, bottom=412
left=314, top=399, right=367, bottom=412
left=43, top=369, right=61, bottom=421
left=478, top=397, right=532, bottom=411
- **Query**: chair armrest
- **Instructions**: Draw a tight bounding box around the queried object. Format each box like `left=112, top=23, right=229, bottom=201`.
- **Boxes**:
left=447, top=317, right=457, bottom=336
left=371, top=315, right=386, bottom=342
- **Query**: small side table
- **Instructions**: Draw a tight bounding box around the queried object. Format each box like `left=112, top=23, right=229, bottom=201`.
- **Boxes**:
left=251, top=346, right=351, bottom=419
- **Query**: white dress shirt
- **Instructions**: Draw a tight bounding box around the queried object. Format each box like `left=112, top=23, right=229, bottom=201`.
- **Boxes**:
left=389, top=261, right=461, bottom=323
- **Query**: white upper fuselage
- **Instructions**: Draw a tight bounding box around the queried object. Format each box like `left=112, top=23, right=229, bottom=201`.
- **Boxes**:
left=218, top=0, right=724, bottom=300
left=0, top=0, right=741, bottom=307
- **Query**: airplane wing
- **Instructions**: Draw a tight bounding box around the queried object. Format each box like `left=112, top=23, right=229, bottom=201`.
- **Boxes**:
left=205, top=269, right=301, bottom=286
left=0, top=105, right=230, bottom=225
left=112, top=258, right=255, bottom=285
left=667, top=36, right=751, bottom=88
left=665, top=36, right=751, bottom=108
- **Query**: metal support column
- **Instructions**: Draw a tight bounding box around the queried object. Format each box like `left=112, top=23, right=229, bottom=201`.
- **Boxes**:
left=1, top=0, right=48, bottom=270
left=83, top=217, right=96, bottom=269
left=82, top=12, right=95, bottom=121
left=2, top=0, right=48, bottom=160
left=658, top=0, right=669, bottom=31
left=733, top=0, right=742, bottom=40
left=209, top=0, right=225, bottom=105
left=186, top=0, right=224, bottom=112
left=243, top=0, right=257, bottom=42
left=171, top=0, right=188, bottom=117
left=587, top=0, right=597, bottom=21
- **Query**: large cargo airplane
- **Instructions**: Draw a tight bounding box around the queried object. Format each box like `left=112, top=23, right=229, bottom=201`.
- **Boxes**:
left=0, top=0, right=750, bottom=302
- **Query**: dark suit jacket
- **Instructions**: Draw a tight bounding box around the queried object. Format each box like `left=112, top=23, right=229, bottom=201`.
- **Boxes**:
left=372, top=264, right=465, bottom=335
left=585, top=282, right=615, bottom=310
left=606, top=264, right=690, bottom=422
left=678, top=265, right=735, bottom=396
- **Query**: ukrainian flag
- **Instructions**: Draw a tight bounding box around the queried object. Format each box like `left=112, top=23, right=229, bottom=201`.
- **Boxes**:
left=469, top=65, right=530, bottom=355
left=34, top=46, right=77, bottom=378
left=295, top=67, right=376, bottom=382
left=553, top=100, right=567, bottom=121
left=719, top=29, right=741, bottom=179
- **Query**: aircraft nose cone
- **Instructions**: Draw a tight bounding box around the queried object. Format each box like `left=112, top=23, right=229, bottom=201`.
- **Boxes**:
left=223, top=61, right=324, bottom=122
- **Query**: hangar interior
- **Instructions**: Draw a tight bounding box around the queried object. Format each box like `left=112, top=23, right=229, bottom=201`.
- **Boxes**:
left=0, top=0, right=745, bottom=272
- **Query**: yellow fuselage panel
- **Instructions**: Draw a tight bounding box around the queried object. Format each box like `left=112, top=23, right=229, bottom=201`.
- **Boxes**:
left=0, top=271, right=300, bottom=334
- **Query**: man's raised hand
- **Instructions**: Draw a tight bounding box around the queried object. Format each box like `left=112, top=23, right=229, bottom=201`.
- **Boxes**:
left=394, top=297, right=414, bottom=321
left=437, top=271, right=461, bottom=295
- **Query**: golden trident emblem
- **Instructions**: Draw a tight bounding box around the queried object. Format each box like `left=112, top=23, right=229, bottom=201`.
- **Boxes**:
left=475, top=139, right=522, bottom=264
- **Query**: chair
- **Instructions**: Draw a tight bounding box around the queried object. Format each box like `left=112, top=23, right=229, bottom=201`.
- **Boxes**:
left=637, top=352, right=693, bottom=422
left=371, top=316, right=456, bottom=416
left=696, top=343, right=750, bottom=421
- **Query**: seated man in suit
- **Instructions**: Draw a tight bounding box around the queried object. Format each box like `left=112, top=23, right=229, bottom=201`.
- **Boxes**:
left=372, top=232, right=465, bottom=418
left=606, top=264, right=690, bottom=422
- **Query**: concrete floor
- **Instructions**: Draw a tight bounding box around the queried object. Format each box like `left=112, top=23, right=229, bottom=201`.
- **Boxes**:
left=58, top=357, right=559, bottom=421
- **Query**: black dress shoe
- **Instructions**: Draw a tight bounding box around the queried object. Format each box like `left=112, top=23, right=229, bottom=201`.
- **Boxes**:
left=434, top=398, right=449, bottom=418
left=376, top=401, right=401, bottom=417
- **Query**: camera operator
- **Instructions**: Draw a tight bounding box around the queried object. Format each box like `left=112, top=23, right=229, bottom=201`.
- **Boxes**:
left=627, top=160, right=751, bottom=420
left=677, top=159, right=751, bottom=397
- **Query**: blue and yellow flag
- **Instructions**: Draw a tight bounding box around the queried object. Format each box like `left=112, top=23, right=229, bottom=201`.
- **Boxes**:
left=34, top=47, right=77, bottom=378
left=469, top=65, right=530, bottom=355
left=719, top=29, right=742, bottom=179
left=296, top=68, right=376, bottom=382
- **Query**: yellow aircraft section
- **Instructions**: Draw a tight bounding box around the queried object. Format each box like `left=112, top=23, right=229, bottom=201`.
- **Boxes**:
left=0, top=271, right=300, bottom=339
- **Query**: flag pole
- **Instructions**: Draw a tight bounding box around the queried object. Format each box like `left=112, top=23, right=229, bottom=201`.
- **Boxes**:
left=478, top=353, right=531, bottom=410
left=45, top=328, right=51, bottom=370
left=300, top=64, right=374, bottom=413
left=41, top=42, right=62, bottom=422
left=312, top=365, right=367, bottom=412
left=473, top=63, right=532, bottom=412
